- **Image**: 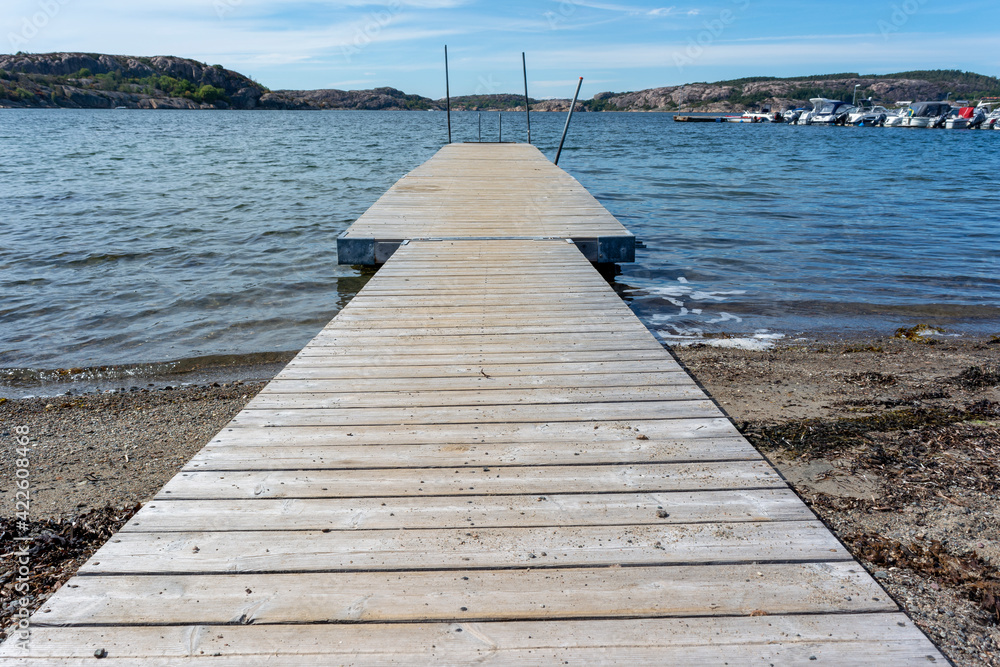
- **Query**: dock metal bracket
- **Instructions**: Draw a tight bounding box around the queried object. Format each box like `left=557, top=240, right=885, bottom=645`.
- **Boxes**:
left=338, top=233, right=635, bottom=266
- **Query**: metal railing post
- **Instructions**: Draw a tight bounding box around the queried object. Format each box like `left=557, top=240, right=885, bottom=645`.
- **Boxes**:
left=554, top=77, right=583, bottom=165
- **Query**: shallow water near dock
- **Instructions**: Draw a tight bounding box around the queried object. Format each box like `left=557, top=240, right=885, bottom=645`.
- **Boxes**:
left=1, top=109, right=998, bottom=394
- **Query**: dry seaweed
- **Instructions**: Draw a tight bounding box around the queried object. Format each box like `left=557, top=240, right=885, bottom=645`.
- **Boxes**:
left=0, top=504, right=139, bottom=641
left=742, top=401, right=999, bottom=457
left=895, top=324, right=945, bottom=342
left=846, top=532, right=1000, bottom=623
left=954, top=365, right=1000, bottom=389
left=843, top=371, right=898, bottom=387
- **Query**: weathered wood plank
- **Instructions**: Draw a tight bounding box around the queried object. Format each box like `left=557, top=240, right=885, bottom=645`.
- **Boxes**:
left=35, top=562, right=896, bottom=625
left=184, top=437, right=757, bottom=471
left=274, top=360, right=688, bottom=379
left=228, top=400, right=720, bottom=427
left=261, top=371, right=691, bottom=393
left=82, top=520, right=849, bottom=574
left=157, top=461, right=784, bottom=499
left=0, top=615, right=943, bottom=665
left=244, top=385, right=707, bottom=410
left=121, top=489, right=812, bottom=532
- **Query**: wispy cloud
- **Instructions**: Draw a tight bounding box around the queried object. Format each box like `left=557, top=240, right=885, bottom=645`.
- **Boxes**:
left=1, top=0, right=996, bottom=96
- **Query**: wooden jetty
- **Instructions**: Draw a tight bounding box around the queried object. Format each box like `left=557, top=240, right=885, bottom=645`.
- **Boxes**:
left=673, top=115, right=725, bottom=122
left=2, top=144, right=945, bottom=664
left=337, top=143, right=634, bottom=265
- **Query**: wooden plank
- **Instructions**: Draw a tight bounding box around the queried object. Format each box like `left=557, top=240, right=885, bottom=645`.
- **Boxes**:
left=261, top=371, right=691, bottom=393
left=157, top=461, right=783, bottom=499
left=279, top=350, right=672, bottom=368
left=274, top=360, right=688, bottom=379
left=210, top=418, right=743, bottom=443
left=0, top=615, right=944, bottom=664
left=293, top=340, right=661, bottom=356
left=184, top=437, right=757, bottom=470
left=34, top=562, right=896, bottom=625
left=81, top=520, right=849, bottom=574
left=227, top=400, right=720, bottom=427
left=308, top=331, right=659, bottom=346
left=244, top=385, right=707, bottom=410
left=121, top=489, right=813, bottom=532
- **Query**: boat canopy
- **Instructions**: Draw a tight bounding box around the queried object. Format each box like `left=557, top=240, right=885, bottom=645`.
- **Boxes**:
left=816, top=100, right=851, bottom=114
left=909, top=102, right=951, bottom=117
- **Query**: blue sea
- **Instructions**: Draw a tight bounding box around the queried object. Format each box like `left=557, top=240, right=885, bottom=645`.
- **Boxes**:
left=1, top=109, right=998, bottom=393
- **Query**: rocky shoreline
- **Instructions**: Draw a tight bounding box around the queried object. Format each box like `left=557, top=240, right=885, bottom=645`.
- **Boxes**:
left=1, top=335, right=998, bottom=663
left=3, top=53, right=998, bottom=112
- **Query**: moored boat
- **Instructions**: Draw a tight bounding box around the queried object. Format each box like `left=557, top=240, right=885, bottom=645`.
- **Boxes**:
left=810, top=99, right=856, bottom=125
left=846, top=99, right=889, bottom=126
left=723, top=105, right=783, bottom=123
left=903, top=101, right=951, bottom=128
left=782, top=107, right=805, bottom=124
left=943, top=106, right=980, bottom=129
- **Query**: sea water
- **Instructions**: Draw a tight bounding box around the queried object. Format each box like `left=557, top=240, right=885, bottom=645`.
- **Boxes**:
left=2, top=109, right=998, bottom=391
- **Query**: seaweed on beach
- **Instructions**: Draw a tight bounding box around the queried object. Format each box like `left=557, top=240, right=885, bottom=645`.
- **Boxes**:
left=742, top=401, right=999, bottom=457
left=0, top=504, right=139, bottom=641
left=954, top=365, right=1000, bottom=389
left=843, top=371, right=898, bottom=387
left=740, top=400, right=1000, bottom=458
left=846, top=532, right=1000, bottom=624
left=895, top=324, right=945, bottom=343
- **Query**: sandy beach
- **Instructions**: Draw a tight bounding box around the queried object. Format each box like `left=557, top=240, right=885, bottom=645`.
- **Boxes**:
left=2, top=333, right=998, bottom=664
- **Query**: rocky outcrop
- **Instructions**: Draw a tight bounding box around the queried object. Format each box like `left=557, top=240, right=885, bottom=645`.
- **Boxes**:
left=0, top=52, right=264, bottom=109
left=582, top=73, right=999, bottom=112
left=3, top=57, right=996, bottom=112
left=259, top=87, right=436, bottom=110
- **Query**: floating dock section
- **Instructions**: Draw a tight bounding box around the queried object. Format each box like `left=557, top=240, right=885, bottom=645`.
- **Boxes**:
left=2, top=144, right=944, bottom=664
left=337, top=143, right=635, bottom=265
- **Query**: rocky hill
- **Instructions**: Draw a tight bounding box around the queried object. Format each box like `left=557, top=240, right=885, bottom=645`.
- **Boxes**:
left=0, top=52, right=443, bottom=110
left=0, top=53, right=267, bottom=109
left=582, top=71, right=1000, bottom=112
left=2, top=55, right=997, bottom=113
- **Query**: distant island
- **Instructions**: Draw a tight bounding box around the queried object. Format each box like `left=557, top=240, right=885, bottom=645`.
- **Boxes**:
left=2, top=52, right=999, bottom=112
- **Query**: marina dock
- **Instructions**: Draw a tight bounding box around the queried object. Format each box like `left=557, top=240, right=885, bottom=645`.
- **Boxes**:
left=2, top=144, right=944, bottom=664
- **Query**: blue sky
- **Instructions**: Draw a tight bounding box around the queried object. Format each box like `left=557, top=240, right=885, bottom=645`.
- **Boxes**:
left=4, top=0, right=999, bottom=98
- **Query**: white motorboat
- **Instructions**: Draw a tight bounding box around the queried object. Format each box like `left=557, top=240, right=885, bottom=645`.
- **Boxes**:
left=723, top=105, right=783, bottom=123
left=972, top=103, right=999, bottom=129
left=903, top=101, right=951, bottom=128
left=943, top=109, right=969, bottom=129
left=883, top=108, right=909, bottom=127
left=793, top=98, right=827, bottom=125
left=782, top=108, right=806, bottom=124
left=808, top=98, right=856, bottom=125
left=846, top=99, right=890, bottom=126
left=943, top=105, right=986, bottom=129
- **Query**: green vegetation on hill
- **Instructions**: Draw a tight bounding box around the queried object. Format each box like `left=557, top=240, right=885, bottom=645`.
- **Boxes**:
left=713, top=73, right=862, bottom=86
left=66, top=68, right=229, bottom=103
left=0, top=53, right=265, bottom=108
left=446, top=94, right=536, bottom=111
